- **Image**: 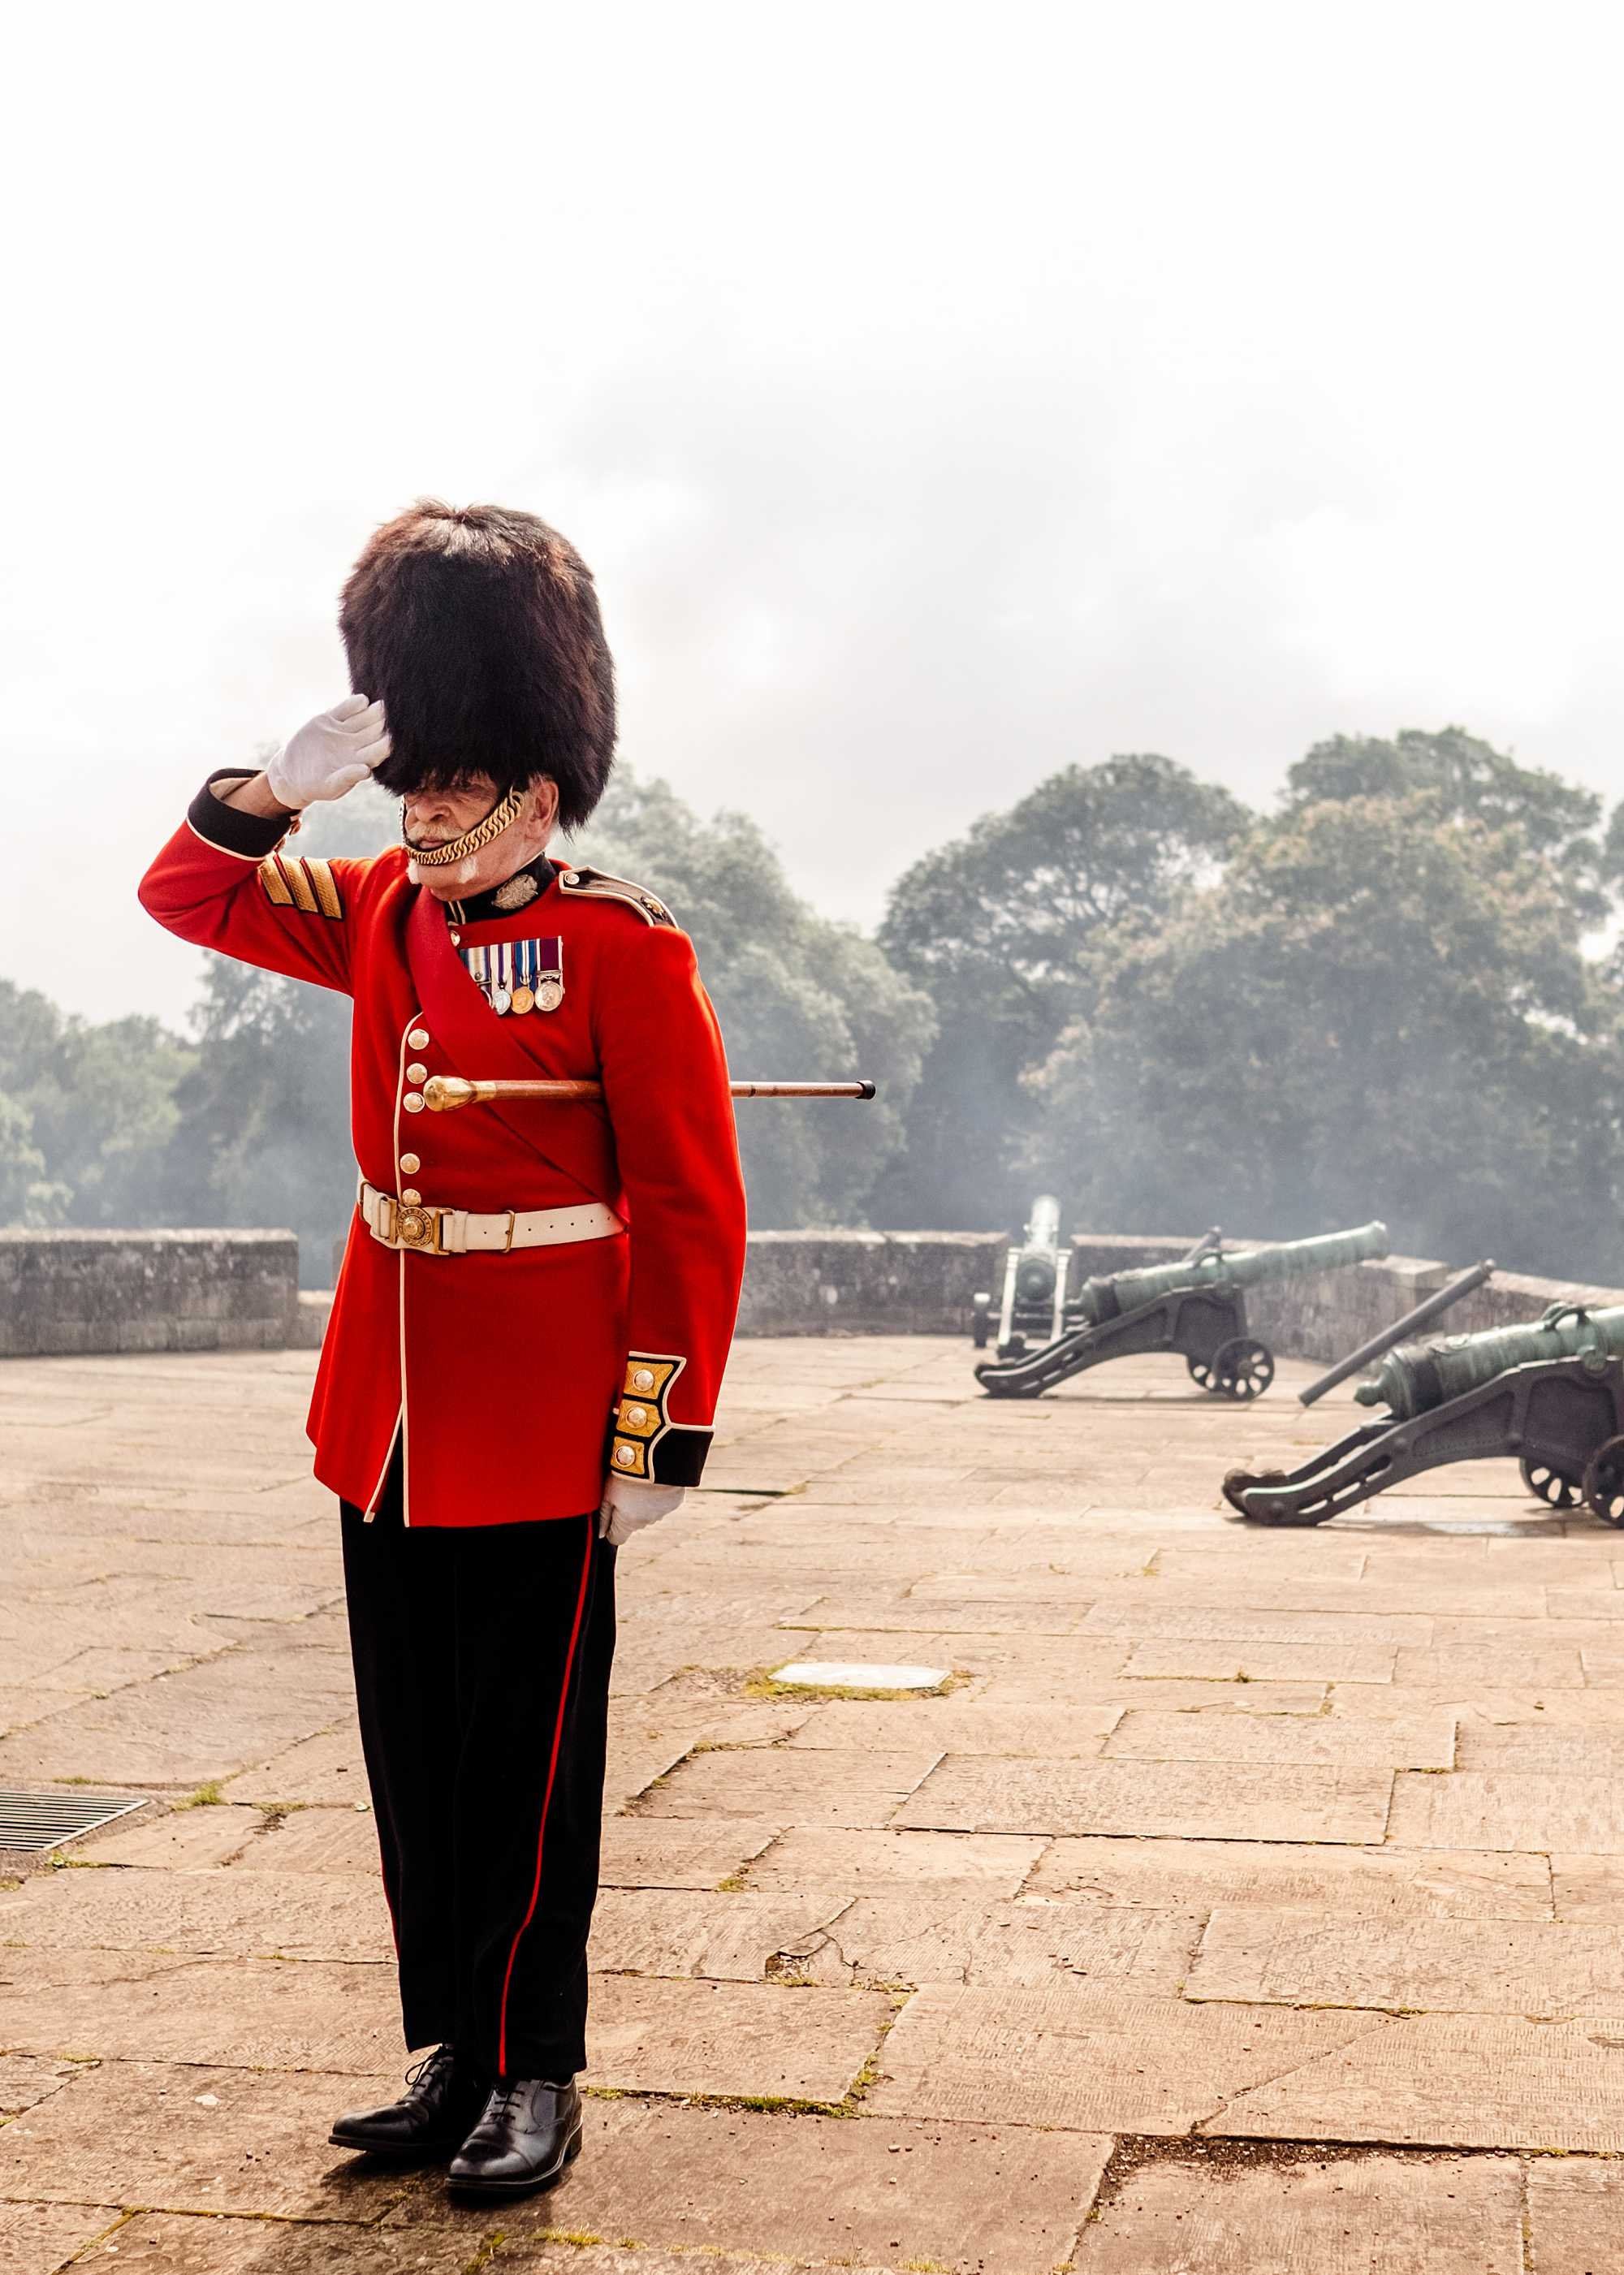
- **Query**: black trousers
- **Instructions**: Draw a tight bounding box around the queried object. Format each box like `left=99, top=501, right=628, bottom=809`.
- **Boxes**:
left=340, top=1461, right=615, bottom=2082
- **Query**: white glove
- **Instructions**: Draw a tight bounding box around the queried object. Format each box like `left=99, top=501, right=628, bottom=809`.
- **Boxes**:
left=266, top=694, right=391, bottom=810
left=598, top=1474, right=685, bottom=1546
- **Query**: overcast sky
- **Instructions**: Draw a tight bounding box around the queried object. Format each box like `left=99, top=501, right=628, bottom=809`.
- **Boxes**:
left=5, top=1, right=1623, bottom=1027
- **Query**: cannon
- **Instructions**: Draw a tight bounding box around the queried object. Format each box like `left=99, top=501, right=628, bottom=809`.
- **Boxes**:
left=972, top=1196, right=1073, bottom=1355
left=975, top=1221, right=1389, bottom=1400
left=1224, top=1300, right=1624, bottom=1525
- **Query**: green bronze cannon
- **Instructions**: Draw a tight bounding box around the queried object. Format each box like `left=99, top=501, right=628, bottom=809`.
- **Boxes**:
left=1225, top=1299, right=1624, bottom=1524
left=975, top=1221, right=1389, bottom=1401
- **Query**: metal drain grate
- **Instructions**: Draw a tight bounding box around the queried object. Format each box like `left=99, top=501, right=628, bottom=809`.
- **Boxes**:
left=0, top=1789, right=148, bottom=1853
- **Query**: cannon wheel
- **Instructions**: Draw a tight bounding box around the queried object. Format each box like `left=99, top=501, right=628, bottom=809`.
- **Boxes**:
left=1211, top=1338, right=1275, bottom=1402
left=971, top=1294, right=992, bottom=1349
left=1186, top=1353, right=1216, bottom=1390
left=1583, top=1436, right=1624, bottom=1526
left=1520, top=1457, right=1583, bottom=1511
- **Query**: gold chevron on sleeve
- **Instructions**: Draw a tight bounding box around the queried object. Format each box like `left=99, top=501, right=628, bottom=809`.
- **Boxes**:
left=280, top=857, right=319, bottom=914
left=257, top=857, right=295, bottom=908
left=257, top=853, right=343, bottom=919
left=305, top=858, right=343, bottom=919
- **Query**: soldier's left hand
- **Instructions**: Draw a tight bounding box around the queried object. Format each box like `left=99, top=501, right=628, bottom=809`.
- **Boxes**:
left=598, top=1475, right=685, bottom=1545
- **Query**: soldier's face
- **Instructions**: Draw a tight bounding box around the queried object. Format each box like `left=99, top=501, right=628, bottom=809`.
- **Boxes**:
left=403, top=776, right=560, bottom=899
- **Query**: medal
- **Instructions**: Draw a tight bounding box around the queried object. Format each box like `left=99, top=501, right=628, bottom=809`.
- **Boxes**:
left=510, top=936, right=535, bottom=1016
left=456, top=932, right=561, bottom=1016
left=533, top=937, right=564, bottom=1013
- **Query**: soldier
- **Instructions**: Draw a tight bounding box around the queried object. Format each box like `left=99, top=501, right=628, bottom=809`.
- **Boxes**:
left=138, top=502, right=749, bottom=2199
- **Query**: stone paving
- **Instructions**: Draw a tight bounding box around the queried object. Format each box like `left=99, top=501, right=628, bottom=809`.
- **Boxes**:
left=1, top=1336, right=1623, bottom=2269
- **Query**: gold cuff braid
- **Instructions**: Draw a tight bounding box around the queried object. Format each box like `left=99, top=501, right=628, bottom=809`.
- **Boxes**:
left=403, top=787, right=524, bottom=868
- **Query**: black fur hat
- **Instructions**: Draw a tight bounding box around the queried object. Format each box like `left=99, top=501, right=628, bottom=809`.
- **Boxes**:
left=339, top=500, right=616, bottom=831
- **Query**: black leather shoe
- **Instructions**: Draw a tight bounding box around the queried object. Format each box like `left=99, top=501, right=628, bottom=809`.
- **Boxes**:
left=329, top=2045, right=486, bottom=2157
left=447, top=2076, right=583, bottom=2197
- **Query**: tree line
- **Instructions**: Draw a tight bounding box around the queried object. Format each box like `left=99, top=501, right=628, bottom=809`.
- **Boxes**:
left=6, top=727, right=1623, bottom=1287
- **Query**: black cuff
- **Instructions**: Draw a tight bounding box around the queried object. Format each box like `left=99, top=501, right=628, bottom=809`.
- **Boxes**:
left=650, top=1427, right=713, bottom=1487
left=187, top=771, right=296, bottom=860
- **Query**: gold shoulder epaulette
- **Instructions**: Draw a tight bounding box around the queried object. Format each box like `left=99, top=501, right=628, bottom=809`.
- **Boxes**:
left=257, top=853, right=343, bottom=920
left=556, top=866, right=675, bottom=927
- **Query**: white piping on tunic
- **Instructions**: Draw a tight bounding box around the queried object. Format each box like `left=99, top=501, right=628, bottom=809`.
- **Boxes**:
left=363, top=1009, right=422, bottom=1526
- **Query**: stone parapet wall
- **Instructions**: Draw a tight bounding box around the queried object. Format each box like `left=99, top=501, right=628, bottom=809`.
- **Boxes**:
left=0, top=1230, right=300, bottom=1358
left=1243, top=1254, right=1624, bottom=1367
left=7, top=1226, right=1624, bottom=1362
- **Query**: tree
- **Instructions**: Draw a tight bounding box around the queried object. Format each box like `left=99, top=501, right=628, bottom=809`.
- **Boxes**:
left=1287, top=727, right=1608, bottom=923
left=0, top=978, right=191, bottom=1228
left=872, top=756, right=1250, bottom=1228
left=1030, top=792, right=1624, bottom=1280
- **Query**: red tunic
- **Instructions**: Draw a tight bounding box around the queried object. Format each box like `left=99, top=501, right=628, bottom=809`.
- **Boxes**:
left=138, top=786, right=748, bottom=1526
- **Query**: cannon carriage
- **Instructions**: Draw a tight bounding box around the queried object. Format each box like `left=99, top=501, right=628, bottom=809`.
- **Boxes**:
left=1225, top=1301, right=1624, bottom=1525
left=974, top=1220, right=1389, bottom=1401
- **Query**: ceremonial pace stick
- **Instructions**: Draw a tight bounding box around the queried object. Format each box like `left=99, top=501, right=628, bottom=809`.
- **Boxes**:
left=423, top=1075, right=875, bottom=1112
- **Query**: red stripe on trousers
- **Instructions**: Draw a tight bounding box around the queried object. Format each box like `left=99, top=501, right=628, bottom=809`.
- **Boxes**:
left=495, top=1514, right=595, bottom=2078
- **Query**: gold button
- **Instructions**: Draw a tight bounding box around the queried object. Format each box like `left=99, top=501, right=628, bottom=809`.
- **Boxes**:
left=562, top=870, right=581, bottom=887
left=624, top=1405, right=648, bottom=1428
left=400, top=1188, right=421, bottom=1207
left=408, top=1027, right=430, bottom=1048
left=403, top=1092, right=425, bottom=1114
left=406, top=1061, right=428, bottom=1083
left=400, top=1153, right=421, bottom=1175
left=615, top=1444, right=637, bottom=1466
left=449, top=930, right=461, bottom=946
left=633, top=1367, right=655, bottom=1391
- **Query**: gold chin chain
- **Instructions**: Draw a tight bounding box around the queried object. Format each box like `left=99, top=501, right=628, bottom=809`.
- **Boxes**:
left=403, top=787, right=524, bottom=868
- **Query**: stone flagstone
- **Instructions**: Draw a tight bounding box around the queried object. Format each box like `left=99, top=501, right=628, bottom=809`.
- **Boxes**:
left=1212, top=2009, right=1624, bottom=2150
left=0, top=2059, right=412, bottom=2220
left=633, top=1745, right=944, bottom=1828
left=585, top=1974, right=891, bottom=2101
left=1072, top=2151, right=1525, bottom=2273
left=897, top=1756, right=1394, bottom=1843
left=867, top=1982, right=1376, bottom=2134
left=778, top=1894, right=1201, bottom=1990
left=1103, top=1706, right=1456, bottom=1768
left=1186, top=1907, right=1624, bottom=2015
left=1387, top=1770, right=1624, bottom=1853
left=1524, top=2157, right=1624, bottom=2275
left=72, top=2213, right=477, bottom=2271
left=1027, top=1835, right=1553, bottom=1917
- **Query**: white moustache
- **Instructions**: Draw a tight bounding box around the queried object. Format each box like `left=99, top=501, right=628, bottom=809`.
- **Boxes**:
left=406, top=854, right=481, bottom=887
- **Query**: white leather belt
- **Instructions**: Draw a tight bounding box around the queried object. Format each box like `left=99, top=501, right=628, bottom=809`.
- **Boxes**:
left=358, top=1180, right=623, bottom=1257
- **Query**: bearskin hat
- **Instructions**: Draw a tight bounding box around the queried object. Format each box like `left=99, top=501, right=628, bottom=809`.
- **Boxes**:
left=339, top=500, right=616, bottom=831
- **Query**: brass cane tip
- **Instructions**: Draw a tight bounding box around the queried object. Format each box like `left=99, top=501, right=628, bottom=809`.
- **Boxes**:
left=422, top=1075, right=477, bottom=1112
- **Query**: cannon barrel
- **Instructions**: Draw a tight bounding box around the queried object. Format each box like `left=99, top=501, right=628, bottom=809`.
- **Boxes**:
left=1025, top=1195, right=1062, bottom=1253
left=1073, top=1221, right=1389, bottom=1326
left=1354, top=1302, right=1624, bottom=1419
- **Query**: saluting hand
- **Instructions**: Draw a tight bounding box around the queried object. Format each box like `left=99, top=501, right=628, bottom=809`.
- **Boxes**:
left=598, top=1475, right=685, bottom=1547
left=266, top=694, right=391, bottom=810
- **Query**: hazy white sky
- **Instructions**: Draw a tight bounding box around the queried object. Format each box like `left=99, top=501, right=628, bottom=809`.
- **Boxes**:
left=5, top=0, right=1623, bottom=1026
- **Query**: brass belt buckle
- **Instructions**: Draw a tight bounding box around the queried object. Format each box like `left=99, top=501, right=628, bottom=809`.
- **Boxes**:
left=393, top=1201, right=446, bottom=1254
